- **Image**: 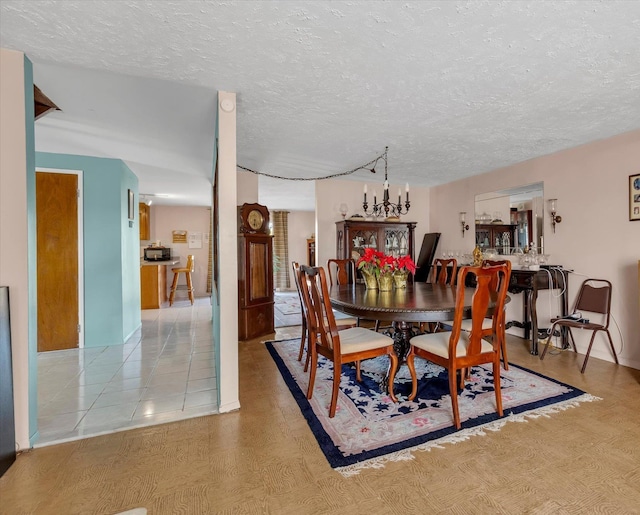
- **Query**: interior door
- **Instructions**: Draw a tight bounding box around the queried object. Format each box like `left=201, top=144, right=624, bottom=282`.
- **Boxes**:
left=36, top=171, right=79, bottom=351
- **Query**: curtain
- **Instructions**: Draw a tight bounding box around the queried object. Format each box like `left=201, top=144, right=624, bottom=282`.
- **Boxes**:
left=272, top=210, right=290, bottom=290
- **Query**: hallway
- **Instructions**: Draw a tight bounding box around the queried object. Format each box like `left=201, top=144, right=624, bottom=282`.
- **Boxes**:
left=36, top=297, right=218, bottom=446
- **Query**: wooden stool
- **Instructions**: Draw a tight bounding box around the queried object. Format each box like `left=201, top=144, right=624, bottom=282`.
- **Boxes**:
left=169, top=255, right=195, bottom=306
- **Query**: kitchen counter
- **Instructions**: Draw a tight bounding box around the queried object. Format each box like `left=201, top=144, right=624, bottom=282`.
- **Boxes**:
left=140, top=258, right=180, bottom=309
left=140, top=257, right=180, bottom=266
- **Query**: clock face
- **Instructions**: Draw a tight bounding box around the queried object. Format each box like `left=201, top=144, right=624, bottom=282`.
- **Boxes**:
left=248, top=210, right=264, bottom=230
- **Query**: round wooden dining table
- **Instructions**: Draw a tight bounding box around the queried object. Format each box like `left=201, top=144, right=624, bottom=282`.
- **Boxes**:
left=329, top=282, right=504, bottom=361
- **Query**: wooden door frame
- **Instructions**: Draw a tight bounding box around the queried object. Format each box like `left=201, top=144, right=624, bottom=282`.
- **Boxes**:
left=36, top=167, right=84, bottom=348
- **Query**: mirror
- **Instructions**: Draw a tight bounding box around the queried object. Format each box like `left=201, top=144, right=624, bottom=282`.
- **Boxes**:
left=474, top=182, right=544, bottom=255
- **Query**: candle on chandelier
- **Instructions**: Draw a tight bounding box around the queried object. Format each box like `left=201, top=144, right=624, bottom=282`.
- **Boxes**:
left=363, top=184, right=367, bottom=202
left=405, top=183, right=410, bottom=202
left=398, top=188, right=401, bottom=204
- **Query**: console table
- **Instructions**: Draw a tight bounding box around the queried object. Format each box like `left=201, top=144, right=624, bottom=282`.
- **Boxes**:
left=506, top=266, right=571, bottom=355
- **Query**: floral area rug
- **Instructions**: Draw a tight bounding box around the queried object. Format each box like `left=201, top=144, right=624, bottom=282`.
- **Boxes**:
left=265, top=338, right=599, bottom=476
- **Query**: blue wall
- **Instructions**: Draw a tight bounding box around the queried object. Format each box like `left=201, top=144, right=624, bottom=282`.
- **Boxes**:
left=35, top=152, right=141, bottom=347
left=23, top=56, right=38, bottom=445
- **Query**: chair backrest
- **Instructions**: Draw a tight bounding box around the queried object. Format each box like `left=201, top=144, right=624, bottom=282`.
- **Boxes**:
left=448, top=263, right=510, bottom=357
left=186, top=254, right=195, bottom=272
left=482, top=259, right=512, bottom=325
left=327, top=258, right=355, bottom=286
left=574, top=279, right=612, bottom=327
left=431, top=258, right=457, bottom=285
left=298, top=265, right=340, bottom=357
left=291, top=261, right=308, bottom=322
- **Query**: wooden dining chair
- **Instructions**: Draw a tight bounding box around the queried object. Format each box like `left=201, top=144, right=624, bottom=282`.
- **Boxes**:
left=291, top=261, right=310, bottom=366
left=540, top=278, right=618, bottom=373
left=431, top=258, right=458, bottom=285
left=327, top=258, right=382, bottom=331
left=327, top=258, right=355, bottom=286
left=407, top=263, right=510, bottom=430
left=421, top=258, right=458, bottom=333
left=294, top=261, right=357, bottom=371
left=298, top=265, right=398, bottom=418
left=457, top=259, right=512, bottom=370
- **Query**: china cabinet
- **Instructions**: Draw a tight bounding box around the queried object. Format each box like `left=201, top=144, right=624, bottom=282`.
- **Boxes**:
left=475, top=223, right=517, bottom=254
left=336, top=219, right=416, bottom=265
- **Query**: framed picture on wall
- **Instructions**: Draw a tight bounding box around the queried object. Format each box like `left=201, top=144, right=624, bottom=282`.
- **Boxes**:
left=630, top=173, right=640, bottom=221
left=128, top=189, right=135, bottom=220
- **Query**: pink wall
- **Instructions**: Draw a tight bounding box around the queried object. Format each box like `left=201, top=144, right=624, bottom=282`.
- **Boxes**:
left=430, top=130, right=640, bottom=369
left=148, top=205, right=211, bottom=298
left=0, top=48, right=31, bottom=448
left=288, top=210, right=315, bottom=281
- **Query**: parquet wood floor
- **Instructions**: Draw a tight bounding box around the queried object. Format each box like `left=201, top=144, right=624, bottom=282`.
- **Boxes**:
left=1, top=328, right=640, bottom=514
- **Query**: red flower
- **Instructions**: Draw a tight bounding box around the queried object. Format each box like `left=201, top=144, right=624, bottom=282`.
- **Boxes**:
left=395, top=255, right=416, bottom=274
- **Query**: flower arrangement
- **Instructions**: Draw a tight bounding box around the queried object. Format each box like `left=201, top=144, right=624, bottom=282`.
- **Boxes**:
left=356, top=249, right=416, bottom=276
left=394, top=254, right=416, bottom=275
left=357, top=249, right=416, bottom=290
left=356, top=248, right=392, bottom=278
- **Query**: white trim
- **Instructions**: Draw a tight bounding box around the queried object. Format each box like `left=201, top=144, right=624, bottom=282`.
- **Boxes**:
left=36, top=167, right=84, bottom=348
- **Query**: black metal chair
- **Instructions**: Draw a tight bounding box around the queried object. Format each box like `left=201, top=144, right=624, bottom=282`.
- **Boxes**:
left=540, top=278, right=618, bottom=373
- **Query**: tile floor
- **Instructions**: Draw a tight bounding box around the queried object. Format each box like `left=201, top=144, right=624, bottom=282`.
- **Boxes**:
left=36, top=297, right=218, bottom=447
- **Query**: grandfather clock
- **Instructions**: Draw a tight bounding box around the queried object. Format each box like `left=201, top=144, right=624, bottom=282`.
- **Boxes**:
left=237, top=203, right=275, bottom=340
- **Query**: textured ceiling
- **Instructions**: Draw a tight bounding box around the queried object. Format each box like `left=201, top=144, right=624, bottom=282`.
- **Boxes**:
left=1, top=0, right=640, bottom=209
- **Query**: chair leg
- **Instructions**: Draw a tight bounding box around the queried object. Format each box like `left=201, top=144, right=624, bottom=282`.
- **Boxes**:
left=449, top=367, right=461, bottom=430
left=329, top=361, right=341, bottom=418
left=499, top=328, right=509, bottom=370
left=406, top=350, right=418, bottom=401
left=387, top=352, right=398, bottom=403
left=169, top=272, right=179, bottom=306
left=539, top=322, right=557, bottom=361
left=297, top=318, right=307, bottom=361
left=493, top=357, right=503, bottom=417
left=580, top=331, right=599, bottom=373
left=185, top=272, right=194, bottom=305
left=605, top=329, right=619, bottom=364
left=306, top=339, right=318, bottom=400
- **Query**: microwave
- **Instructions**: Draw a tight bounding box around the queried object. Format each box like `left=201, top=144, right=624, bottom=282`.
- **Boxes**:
left=144, top=247, right=172, bottom=261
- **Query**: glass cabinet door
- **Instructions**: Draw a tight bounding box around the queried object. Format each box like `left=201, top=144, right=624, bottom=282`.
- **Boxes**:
left=384, top=228, right=409, bottom=257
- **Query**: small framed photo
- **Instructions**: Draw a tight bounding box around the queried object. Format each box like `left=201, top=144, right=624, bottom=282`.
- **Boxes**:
left=630, top=174, right=640, bottom=221
left=128, top=189, right=135, bottom=220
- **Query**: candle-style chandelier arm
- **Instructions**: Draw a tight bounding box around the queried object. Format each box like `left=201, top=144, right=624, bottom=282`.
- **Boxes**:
left=362, top=146, right=410, bottom=218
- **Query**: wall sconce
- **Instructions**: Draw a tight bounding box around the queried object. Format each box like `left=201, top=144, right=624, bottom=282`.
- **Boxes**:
left=460, top=212, right=469, bottom=237
left=548, top=198, right=562, bottom=233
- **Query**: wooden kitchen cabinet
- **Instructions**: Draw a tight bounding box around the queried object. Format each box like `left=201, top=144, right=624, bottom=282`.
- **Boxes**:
left=140, top=263, right=168, bottom=309
left=139, top=202, right=150, bottom=241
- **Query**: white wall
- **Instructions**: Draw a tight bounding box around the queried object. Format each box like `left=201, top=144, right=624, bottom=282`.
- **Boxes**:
left=430, top=129, right=640, bottom=369
left=147, top=205, right=211, bottom=298
left=216, top=91, right=239, bottom=413
left=237, top=170, right=258, bottom=205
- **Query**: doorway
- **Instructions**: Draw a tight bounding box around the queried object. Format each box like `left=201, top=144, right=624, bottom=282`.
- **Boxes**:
left=35, top=169, right=84, bottom=351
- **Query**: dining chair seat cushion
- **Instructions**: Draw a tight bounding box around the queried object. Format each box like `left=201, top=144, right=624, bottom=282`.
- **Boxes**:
left=410, top=331, right=493, bottom=359
left=458, top=318, right=493, bottom=331
left=338, top=327, right=394, bottom=354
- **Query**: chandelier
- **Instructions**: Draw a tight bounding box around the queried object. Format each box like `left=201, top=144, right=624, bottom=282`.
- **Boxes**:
left=362, top=146, right=410, bottom=218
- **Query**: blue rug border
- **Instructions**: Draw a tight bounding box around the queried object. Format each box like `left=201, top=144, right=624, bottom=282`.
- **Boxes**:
left=264, top=338, right=587, bottom=469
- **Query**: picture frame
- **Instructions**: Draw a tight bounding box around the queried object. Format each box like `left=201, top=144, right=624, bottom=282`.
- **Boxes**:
left=630, top=173, right=640, bottom=221
left=128, top=189, right=135, bottom=220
